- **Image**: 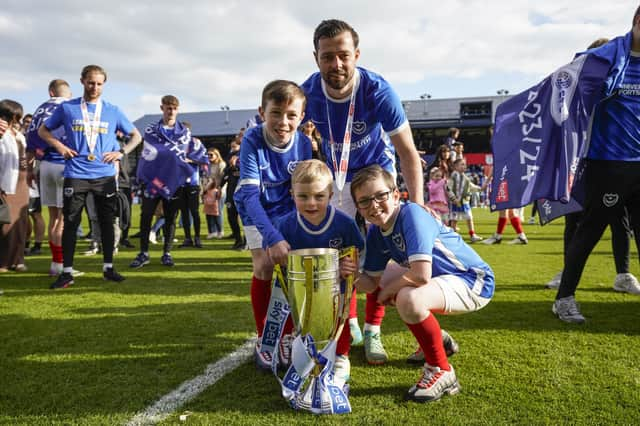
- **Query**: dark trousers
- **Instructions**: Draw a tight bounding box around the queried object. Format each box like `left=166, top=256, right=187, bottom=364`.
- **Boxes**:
left=119, top=187, right=132, bottom=240
left=226, top=201, right=242, bottom=243
left=62, top=177, right=117, bottom=267
left=558, top=160, right=640, bottom=299
left=206, top=215, right=222, bottom=234
left=138, top=187, right=182, bottom=254
left=179, top=184, right=201, bottom=240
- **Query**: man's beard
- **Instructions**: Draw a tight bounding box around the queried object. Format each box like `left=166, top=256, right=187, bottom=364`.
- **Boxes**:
left=322, top=69, right=354, bottom=91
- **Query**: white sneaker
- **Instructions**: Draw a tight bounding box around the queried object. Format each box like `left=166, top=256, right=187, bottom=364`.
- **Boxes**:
left=406, top=364, right=460, bottom=402
left=528, top=217, right=536, bottom=225
left=552, top=296, right=586, bottom=324
left=482, top=234, right=502, bottom=245
left=206, top=233, right=216, bottom=240
left=149, top=232, right=157, bottom=244
left=613, top=273, right=640, bottom=295
left=216, top=232, right=223, bottom=239
left=333, top=355, right=351, bottom=388
left=469, top=234, right=483, bottom=243
left=254, top=341, right=273, bottom=371
left=508, top=235, right=528, bottom=245
left=545, top=271, right=563, bottom=289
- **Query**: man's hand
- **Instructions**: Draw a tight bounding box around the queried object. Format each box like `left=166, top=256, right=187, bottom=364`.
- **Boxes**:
left=103, top=151, right=123, bottom=164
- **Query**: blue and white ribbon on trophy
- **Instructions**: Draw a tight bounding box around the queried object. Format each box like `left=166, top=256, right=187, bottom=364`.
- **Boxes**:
left=259, top=262, right=352, bottom=415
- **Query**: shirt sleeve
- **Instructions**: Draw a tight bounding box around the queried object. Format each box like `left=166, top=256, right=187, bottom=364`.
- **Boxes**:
left=363, top=228, right=389, bottom=276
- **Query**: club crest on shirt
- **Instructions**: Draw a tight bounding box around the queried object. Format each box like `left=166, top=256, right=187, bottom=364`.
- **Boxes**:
left=329, top=238, right=343, bottom=249
left=63, top=187, right=74, bottom=197
left=352, top=121, right=366, bottom=135
left=287, top=161, right=301, bottom=175
left=391, top=232, right=405, bottom=252
left=602, top=193, right=619, bottom=207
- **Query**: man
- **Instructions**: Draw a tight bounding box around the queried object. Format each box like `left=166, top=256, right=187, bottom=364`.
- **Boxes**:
left=130, top=95, right=207, bottom=269
left=39, top=65, right=141, bottom=289
left=25, top=79, right=80, bottom=276
left=553, top=7, right=640, bottom=322
left=301, top=19, right=424, bottom=364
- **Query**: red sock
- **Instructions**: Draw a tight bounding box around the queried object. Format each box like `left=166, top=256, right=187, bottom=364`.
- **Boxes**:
left=250, top=276, right=272, bottom=337
left=510, top=216, right=524, bottom=234
left=468, top=230, right=476, bottom=237
left=365, top=289, right=385, bottom=325
left=496, top=216, right=508, bottom=235
left=283, top=316, right=294, bottom=335
left=49, top=241, right=63, bottom=263
left=349, top=287, right=358, bottom=319
left=406, top=314, right=450, bottom=371
left=336, top=321, right=351, bottom=356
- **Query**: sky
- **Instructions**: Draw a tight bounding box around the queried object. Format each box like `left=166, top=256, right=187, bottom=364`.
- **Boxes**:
left=0, top=0, right=634, bottom=122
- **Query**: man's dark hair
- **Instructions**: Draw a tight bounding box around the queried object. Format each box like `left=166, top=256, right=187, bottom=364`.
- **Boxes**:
left=634, top=5, right=640, bottom=26
left=313, top=19, right=359, bottom=51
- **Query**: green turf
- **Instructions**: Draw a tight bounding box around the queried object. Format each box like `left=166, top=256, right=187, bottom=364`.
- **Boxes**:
left=0, top=207, right=638, bottom=425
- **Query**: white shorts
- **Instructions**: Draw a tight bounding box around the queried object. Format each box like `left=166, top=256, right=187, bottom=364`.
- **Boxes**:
left=39, top=161, right=65, bottom=208
left=244, top=225, right=263, bottom=250
left=431, top=274, right=491, bottom=314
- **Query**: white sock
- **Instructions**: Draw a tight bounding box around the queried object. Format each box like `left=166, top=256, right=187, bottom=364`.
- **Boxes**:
left=363, top=324, right=380, bottom=334
left=63, top=267, right=73, bottom=274
left=103, top=263, right=113, bottom=271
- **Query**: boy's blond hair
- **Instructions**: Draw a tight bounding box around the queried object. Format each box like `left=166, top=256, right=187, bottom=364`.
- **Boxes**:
left=292, top=159, right=333, bottom=191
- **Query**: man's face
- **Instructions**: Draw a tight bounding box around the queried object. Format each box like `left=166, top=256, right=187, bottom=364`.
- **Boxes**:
left=21, top=116, right=32, bottom=132
left=315, top=31, right=360, bottom=92
left=160, top=103, right=179, bottom=123
left=81, top=71, right=105, bottom=101
left=259, top=98, right=305, bottom=147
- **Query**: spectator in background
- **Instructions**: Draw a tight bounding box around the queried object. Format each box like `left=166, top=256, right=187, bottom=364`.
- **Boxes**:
left=444, top=127, right=460, bottom=150
left=451, top=141, right=465, bottom=162
left=0, top=99, right=28, bottom=273
left=207, top=148, right=226, bottom=237
left=177, top=121, right=205, bottom=249
left=222, top=153, right=243, bottom=249
left=300, top=120, right=323, bottom=160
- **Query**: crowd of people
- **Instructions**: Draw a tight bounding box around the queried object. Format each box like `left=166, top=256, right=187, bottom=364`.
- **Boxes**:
left=1, top=10, right=640, bottom=410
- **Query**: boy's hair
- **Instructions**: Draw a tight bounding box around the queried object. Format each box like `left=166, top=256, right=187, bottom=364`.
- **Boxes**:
left=313, top=19, right=359, bottom=51
left=453, top=158, right=465, bottom=167
left=350, top=164, right=396, bottom=202
left=448, top=127, right=459, bottom=137
left=81, top=64, right=107, bottom=82
left=48, top=79, right=70, bottom=95
left=291, top=159, right=333, bottom=190
left=0, top=99, right=23, bottom=124
left=587, top=38, right=609, bottom=49
left=634, top=5, right=640, bottom=26
left=161, top=95, right=180, bottom=107
left=261, top=80, right=306, bottom=111
left=182, top=121, right=191, bottom=130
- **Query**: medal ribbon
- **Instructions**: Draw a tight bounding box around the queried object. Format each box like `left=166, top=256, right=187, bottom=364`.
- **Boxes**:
left=325, top=70, right=359, bottom=199
left=80, top=99, right=102, bottom=158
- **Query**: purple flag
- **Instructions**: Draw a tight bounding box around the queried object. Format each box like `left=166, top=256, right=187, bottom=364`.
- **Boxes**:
left=137, top=120, right=208, bottom=199
left=489, top=54, right=610, bottom=211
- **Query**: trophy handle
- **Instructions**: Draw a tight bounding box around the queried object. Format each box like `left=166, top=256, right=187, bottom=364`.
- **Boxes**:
left=301, top=256, right=314, bottom=335
left=333, top=246, right=357, bottom=338
left=274, top=264, right=288, bottom=298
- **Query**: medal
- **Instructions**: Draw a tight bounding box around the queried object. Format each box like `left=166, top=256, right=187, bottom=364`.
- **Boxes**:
left=80, top=98, right=102, bottom=161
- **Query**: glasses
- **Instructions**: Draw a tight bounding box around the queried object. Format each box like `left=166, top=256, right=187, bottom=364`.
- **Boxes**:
left=355, top=190, right=393, bottom=209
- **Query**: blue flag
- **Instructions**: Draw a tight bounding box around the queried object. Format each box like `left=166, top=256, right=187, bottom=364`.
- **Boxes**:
left=136, top=120, right=209, bottom=199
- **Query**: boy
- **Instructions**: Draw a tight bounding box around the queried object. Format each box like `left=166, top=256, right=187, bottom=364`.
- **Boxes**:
left=233, top=80, right=312, bottom=368
left=351, top=165, right=494, bottom=403
left=449, top=158, right=485, bottom=242
left=270, top=159, right=364, bottom=385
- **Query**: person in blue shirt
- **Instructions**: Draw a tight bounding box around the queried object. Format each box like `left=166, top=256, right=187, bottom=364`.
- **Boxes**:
left=351, top=164, right=494, bottom=403
left=38, top=65, right=141, bottom=289
left=553, top=8, right=640, bottom=323
left=233, top=80, right=312, bottom=368
left=302, top=19, right=425, bottom=364
left=25, top=79, right=73, bottom=277
left=271, top=159, right=363, bottom=383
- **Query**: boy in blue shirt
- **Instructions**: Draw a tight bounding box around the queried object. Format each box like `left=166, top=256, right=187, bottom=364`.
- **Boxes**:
left=233, top=80, right=312, bottom=368
left=271, top=159, right=363, bottom=384
left=351, top=164, right=494, bottom=403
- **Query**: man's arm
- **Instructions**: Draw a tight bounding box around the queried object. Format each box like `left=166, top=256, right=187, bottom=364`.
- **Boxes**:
left=103, top=128, right=142, bottom=163
left=390, top=125, right=424, bottom=203
left=38, top=124, right=77, bottom=159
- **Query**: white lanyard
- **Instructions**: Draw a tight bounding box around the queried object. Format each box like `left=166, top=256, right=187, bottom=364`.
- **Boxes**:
left=325, top=70, right=359, bottom=204
left=80, top=99, right=102, bottom=159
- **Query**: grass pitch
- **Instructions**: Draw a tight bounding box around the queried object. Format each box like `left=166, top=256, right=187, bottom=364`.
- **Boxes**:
left=0, top=207, right=638, bottom=425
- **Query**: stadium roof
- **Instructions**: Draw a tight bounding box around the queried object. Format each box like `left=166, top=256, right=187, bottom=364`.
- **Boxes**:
left=133, top=95, right=512, bottom=137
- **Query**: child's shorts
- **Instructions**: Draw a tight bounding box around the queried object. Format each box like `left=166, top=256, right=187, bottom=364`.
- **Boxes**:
left=450, top=202, right=473, bottom=221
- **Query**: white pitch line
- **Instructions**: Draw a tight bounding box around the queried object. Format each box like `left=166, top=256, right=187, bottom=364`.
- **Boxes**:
left=125, top=338, right=256, bottom=426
